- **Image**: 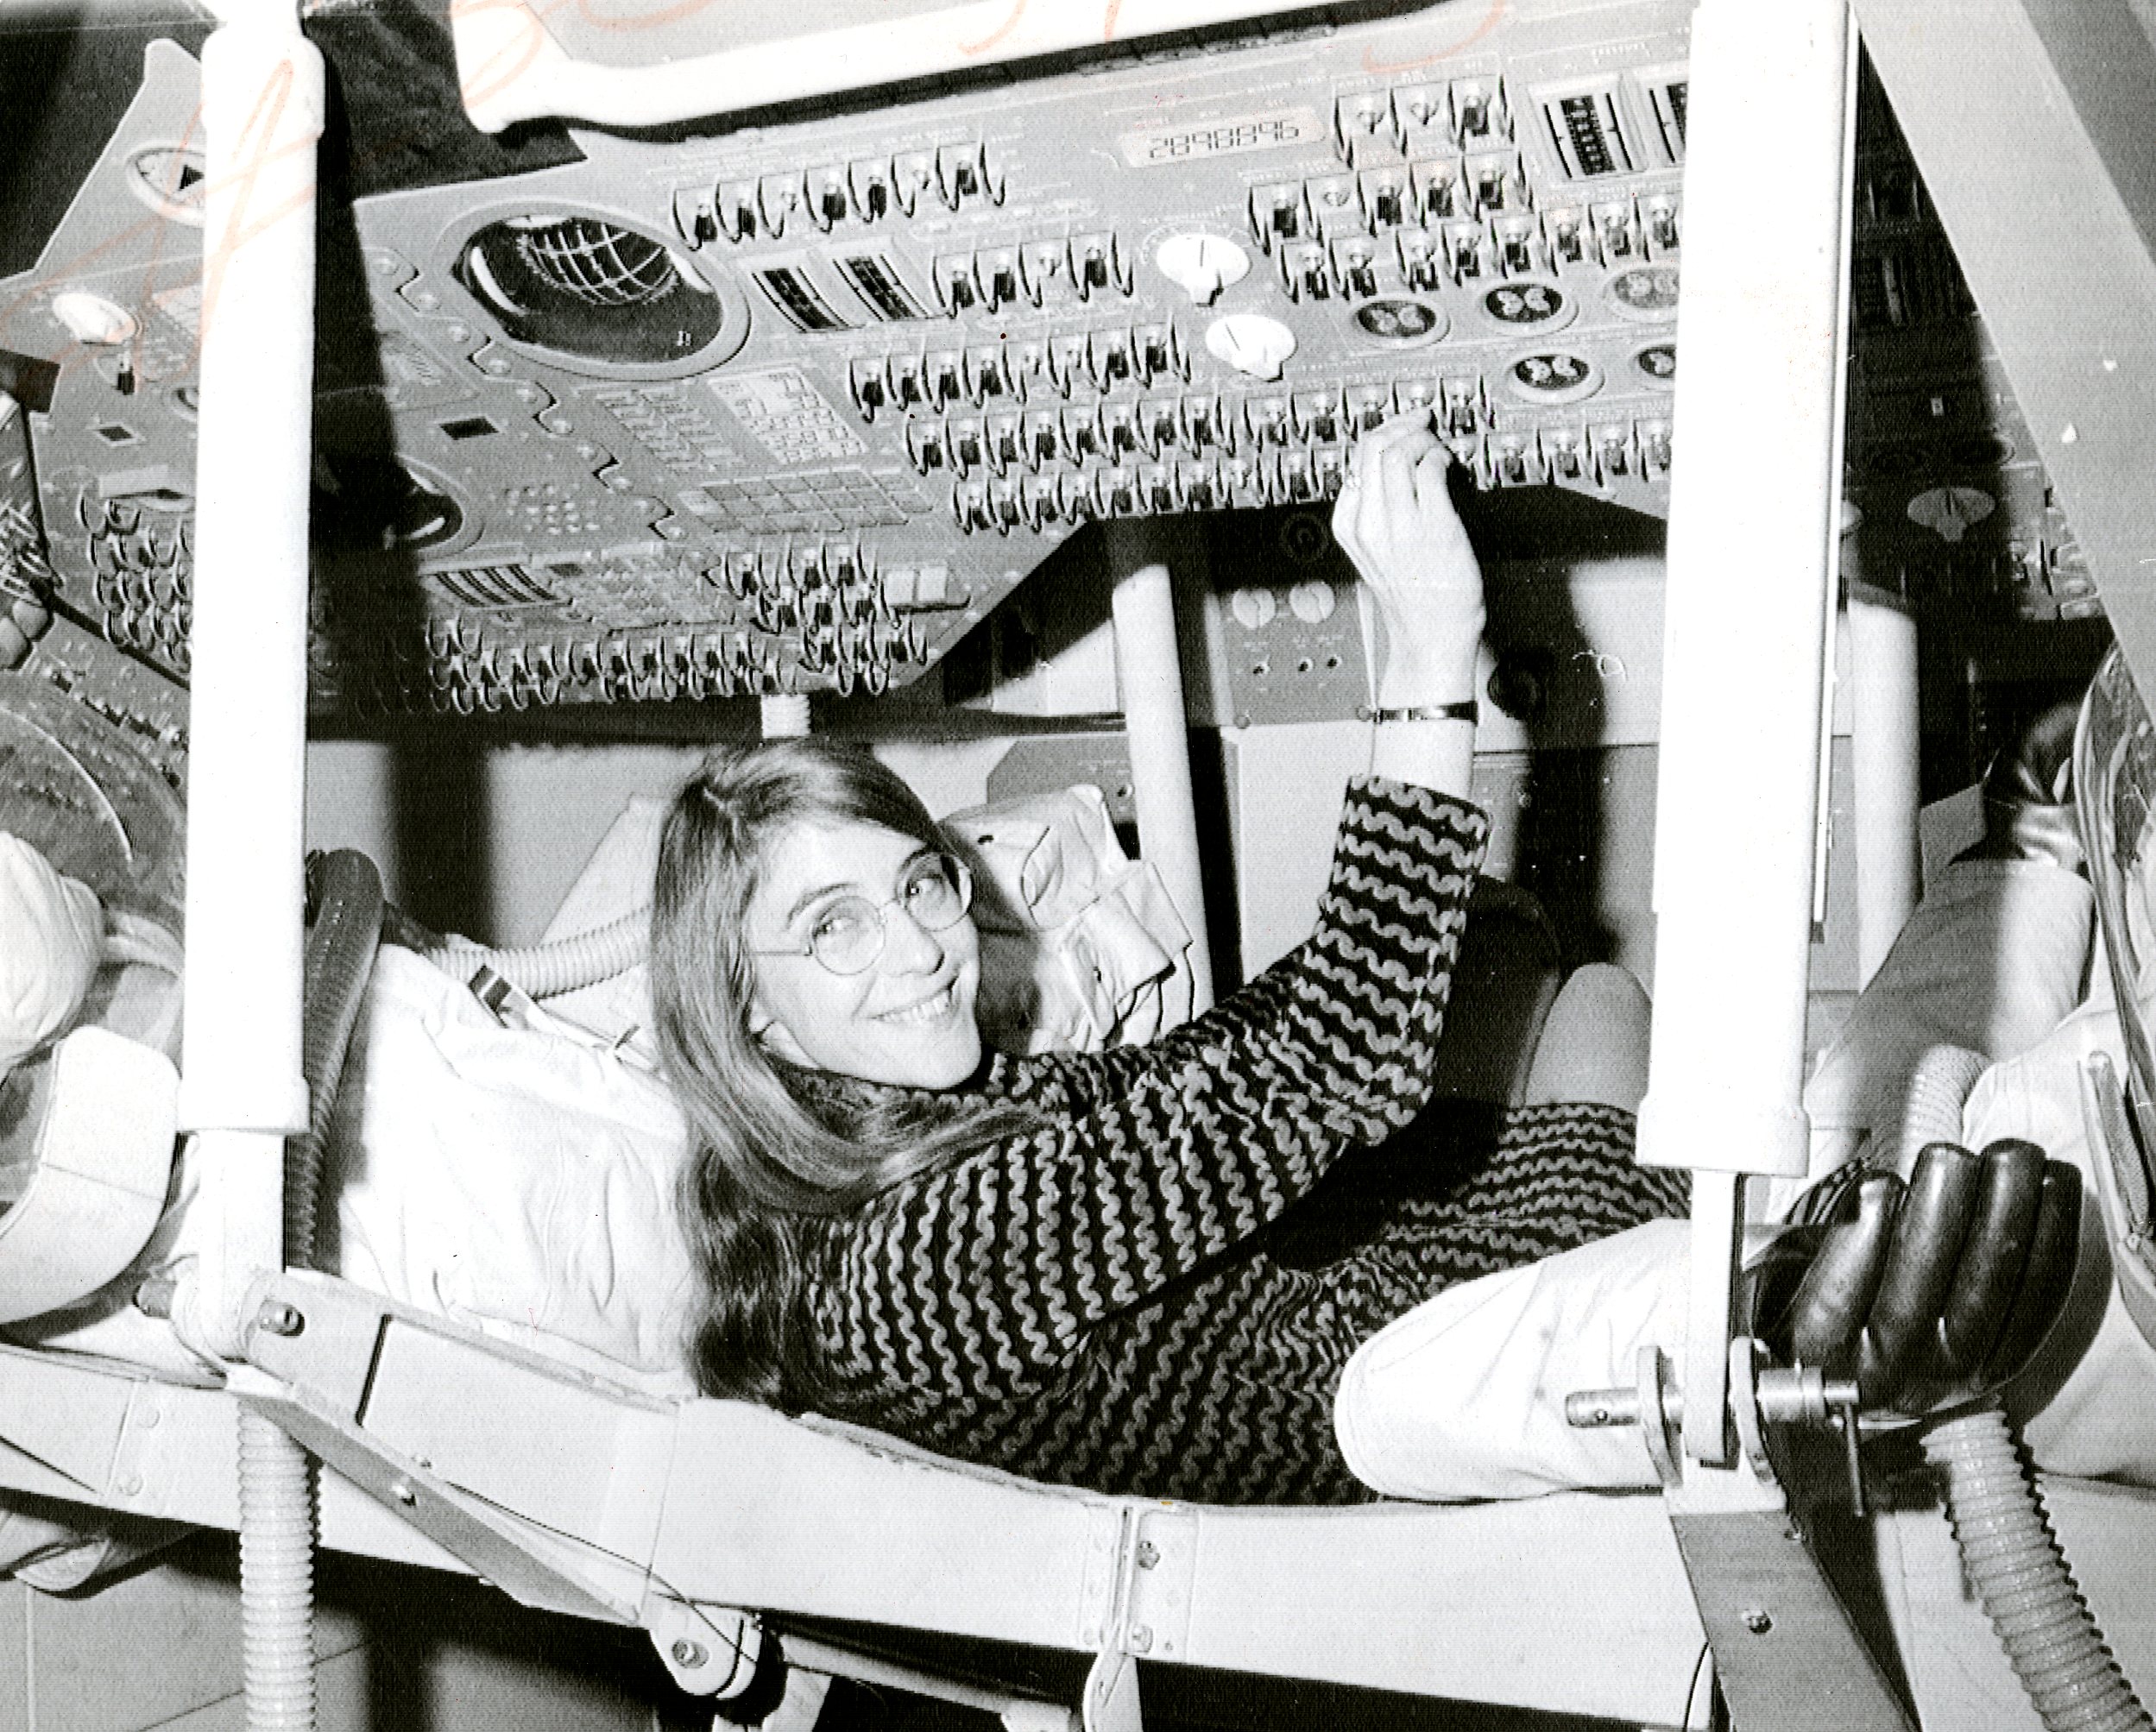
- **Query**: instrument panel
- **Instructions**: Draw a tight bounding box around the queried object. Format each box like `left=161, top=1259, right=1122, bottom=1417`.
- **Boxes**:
left=0, top=0, right=2096, bottom=744
left=2, top=2, right=1693, bottom=720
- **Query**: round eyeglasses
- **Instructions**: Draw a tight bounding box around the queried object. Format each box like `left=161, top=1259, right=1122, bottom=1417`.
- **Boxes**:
left=750, top=853, right=974, bottom=977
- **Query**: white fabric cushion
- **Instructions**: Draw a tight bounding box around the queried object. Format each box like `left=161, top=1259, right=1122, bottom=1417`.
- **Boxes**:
left=0, top=832, right=102, bottom=1074
left=325, top=947, right=697, bottom=1392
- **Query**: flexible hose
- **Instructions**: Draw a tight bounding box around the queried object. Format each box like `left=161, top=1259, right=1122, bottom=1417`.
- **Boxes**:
left=292, top=852, right=382, bottom=1268
left=1924, top=1408, right=2152, bottom=1732
left=1896, top=1042, right=1991, bottom=1172
left=1893, top=1047, right=2150, bottom=1729
left=237, top=1408, right=318, bottom=1732
left=426, top=906, right=649, bottom=1001
left=238, top=853, right=380, bottom=1732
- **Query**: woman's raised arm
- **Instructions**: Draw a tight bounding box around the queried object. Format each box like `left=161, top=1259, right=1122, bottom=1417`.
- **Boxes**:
left=1332, top=414, right=1487, bottom=798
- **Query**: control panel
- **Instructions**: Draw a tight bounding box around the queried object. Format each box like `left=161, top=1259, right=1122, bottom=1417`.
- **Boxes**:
left=1844, top=63, right=2094, bottom=626
left=1, top=4, right=1692, bottom=716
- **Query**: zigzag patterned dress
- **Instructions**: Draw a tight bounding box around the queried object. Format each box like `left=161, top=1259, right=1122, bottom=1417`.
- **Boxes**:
left=806, top=778, right=1689, bottom=1503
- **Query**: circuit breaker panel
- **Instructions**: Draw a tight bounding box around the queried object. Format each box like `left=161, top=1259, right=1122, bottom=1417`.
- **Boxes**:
left=0, top=2, right=1692, bottom=720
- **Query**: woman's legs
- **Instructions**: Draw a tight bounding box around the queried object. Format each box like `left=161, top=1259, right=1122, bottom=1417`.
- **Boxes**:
left=1522, top=963, right=1652, bottom=1114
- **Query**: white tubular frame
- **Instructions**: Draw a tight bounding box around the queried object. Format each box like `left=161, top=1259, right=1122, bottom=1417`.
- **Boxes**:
left=175, top=0, right=324, bottom=1361
left=1106, top=518, right=1216, bottom=1014
left=1637, top=0, right=1857, bottom=1463
left=1846, top=586, right=1921, bottom=985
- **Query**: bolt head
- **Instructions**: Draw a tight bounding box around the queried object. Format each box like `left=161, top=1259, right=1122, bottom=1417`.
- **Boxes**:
left=1742, top=1609, right=1773, bottom=1634
left=1127, top=1625, right=1153, bottom=1653
left=671, top=1640, right=707, bottom=1668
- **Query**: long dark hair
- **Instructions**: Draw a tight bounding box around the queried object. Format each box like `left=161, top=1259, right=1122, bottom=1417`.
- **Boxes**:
left=650, top=737, right=1029, bottom=1408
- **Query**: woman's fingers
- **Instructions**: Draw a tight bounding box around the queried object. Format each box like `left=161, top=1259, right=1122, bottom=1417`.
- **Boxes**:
left=1352, top=409, right=1440, bottom=465
left=1410, top=444, right=1455, bottom=510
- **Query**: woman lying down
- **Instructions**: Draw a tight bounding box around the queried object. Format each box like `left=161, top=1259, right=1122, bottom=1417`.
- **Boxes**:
left=649, top=414, right=2079, bottom=1505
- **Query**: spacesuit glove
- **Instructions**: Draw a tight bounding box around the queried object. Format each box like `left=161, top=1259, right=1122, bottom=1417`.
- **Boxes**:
left=1747, top=1139, right=2081, bottom=1419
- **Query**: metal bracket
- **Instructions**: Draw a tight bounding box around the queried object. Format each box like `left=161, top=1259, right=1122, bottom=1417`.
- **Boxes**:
left=1570, top=1340, right=1910, bottom=1729
left=1083, top=1647, right=1143, bottom=1732
left=646, top=1596, right=761, bottom=1697
left=1106, top=1503, right=1196, bottom=1662
left=241, top=1382, right=641, bottom=1626
left=234, top=1266, right=763, bottom=1697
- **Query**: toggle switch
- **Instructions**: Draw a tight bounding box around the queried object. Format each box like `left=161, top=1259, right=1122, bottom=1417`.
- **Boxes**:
left=808, top=167, right=849, bottom=230
left=1251, top=183, right=1306, bottom=249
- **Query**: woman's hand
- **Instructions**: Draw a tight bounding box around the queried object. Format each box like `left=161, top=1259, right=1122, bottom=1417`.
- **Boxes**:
left=1332, top=413, right=1486, bottom=709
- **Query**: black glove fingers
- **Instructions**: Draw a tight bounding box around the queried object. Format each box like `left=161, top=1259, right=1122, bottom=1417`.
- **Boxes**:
left=1978, top=1160, right=2084, bottom=1386
left=1935, top=1138, right=2047, bottom=1380
left=1857, top=1142, right=1983, bottom=1403
left=1787, top=1174, right=1902, bottom=1370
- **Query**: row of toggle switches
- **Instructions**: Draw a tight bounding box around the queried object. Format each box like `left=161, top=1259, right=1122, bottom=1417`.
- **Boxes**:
left=850, top=323, right=1188, bottom=418
left=1258, top=180, right=1678, bottom=285
left=678, top=142, right=1000, bottom=245
left=1330, top=78, right=1511, bottom=167
left=906, top=381, right=1412, bottom=475
left=904, top=375, right=1529, bottom=476
left=942, top=417, right=1672, bottom=532
left=930, top=232, right=1132, bottom=314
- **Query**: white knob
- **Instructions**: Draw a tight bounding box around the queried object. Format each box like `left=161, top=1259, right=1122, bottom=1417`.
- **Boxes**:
left=1906, top=485, right=1995, bottom=545
left=1204, top=313, right=1296, bottom=382
left=51, top=292, right=137, bottom=346
left=1155, top=233, right=1251, bottom=307
left=1287, top=580, right=1336, bottom=625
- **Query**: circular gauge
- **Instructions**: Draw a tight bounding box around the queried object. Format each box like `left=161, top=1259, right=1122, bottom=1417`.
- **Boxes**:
left=451, top=211, right=741, bottom=377
left=1504, top=351, right=1602, bottom=406
left=313, top=454, right=468, bottom=555
left=126, top=145, right=209, bottom=225
left=1351, top=296, right=1449, bottom=347
left=1632, top=342, right=1677, bottom=387
left=1478, top=280, right=1573, bottom=333
left=1945, top=433, right=2016, bottom=469
left=1606, top=263, right=1681, bottom=322
left=1279, top=511, right=1333, bottom=565
left=1862, top=443, right=1931, bottom=480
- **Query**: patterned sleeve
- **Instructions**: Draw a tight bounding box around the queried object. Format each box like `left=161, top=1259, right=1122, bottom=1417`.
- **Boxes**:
left=839, top=778, right=1489, bottom=1382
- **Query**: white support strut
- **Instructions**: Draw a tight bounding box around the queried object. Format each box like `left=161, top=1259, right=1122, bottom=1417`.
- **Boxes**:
left=1846, top=585, right=1922, bottom=986
left=1637, top=0, right=1857, bottom=1462
left=177, top=0, right=325, bottom=1356
left=1105, top=518, right=1215, bottom=1015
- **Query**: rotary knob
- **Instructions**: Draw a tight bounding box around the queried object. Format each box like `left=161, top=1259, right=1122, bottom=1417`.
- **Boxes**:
left=1154, top=233, right=1251, bottom=308
left=1204, top=312, right=1296, bottom=382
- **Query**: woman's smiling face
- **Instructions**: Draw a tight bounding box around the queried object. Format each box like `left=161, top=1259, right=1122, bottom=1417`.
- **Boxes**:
left=744, top=817, right=984, bottom=1090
